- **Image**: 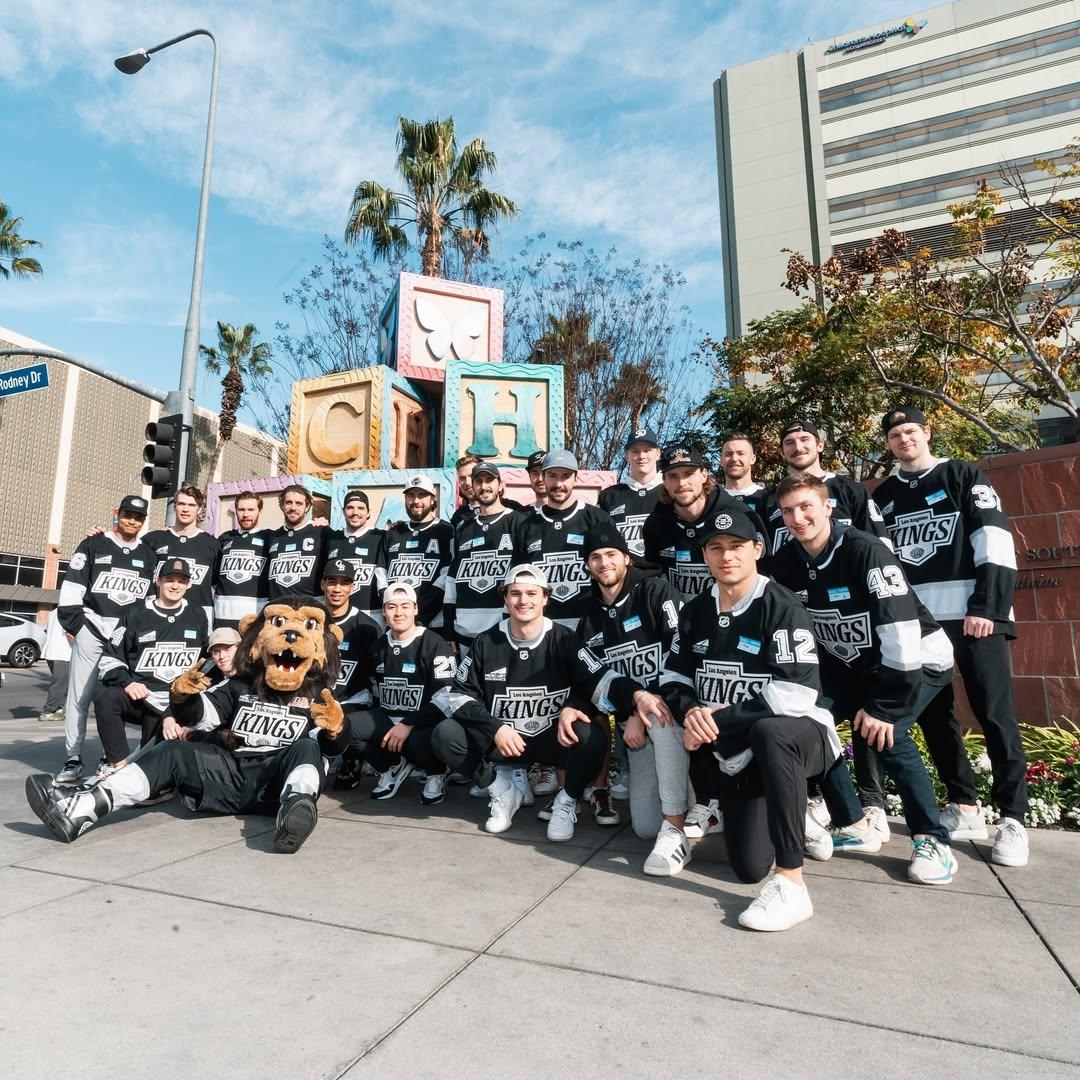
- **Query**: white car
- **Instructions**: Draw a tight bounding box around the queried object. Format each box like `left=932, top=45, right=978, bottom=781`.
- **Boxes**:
left=0, top=613, right=46, bottom=667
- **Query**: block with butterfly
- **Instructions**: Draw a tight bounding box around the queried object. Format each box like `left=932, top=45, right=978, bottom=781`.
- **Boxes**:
left=286, top=366, right=435, bottom=479
left=379, top=272, right=505, bottom=389
left=328, top=468, right=457, bottom=530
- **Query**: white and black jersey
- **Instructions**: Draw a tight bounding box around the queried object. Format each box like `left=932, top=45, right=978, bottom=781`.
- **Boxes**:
left=450, top=504, right=479, bottom=532
left=724, top=483, right=772, bottom=522
left=660, top=575, right=840, bottom=775
left=144, top=528, right=221, bottom=619
left=770, top=526, right=954, bottom=722
left=512, top=501, right=614, bottom=626
left=598, top=474, right=664, bottom=559
left=434, top=617, right=643, bottom=741
left=98, top=598, right=209, bottom=714
left=178, top=677, right=350, bottom=757
left=331, top=606, right=381, bottom=707
left=874, top=458, right=1016, bottom=633
left=214, top=528, right=271, bottom=627
left=643, top=488, right=766, bottom=599
left=371, top=626, right=457, bottom=726
left=766, top=473, right=890, bottom=554
left=579, top=571, right=682, bottom=695
left=445, top=507, right=520, bottom=647
left=57, top=532, right=157, bottom=641
left=385, top=518, right=455, bottom=629
left=325, top=526, right=388, bottom=622
left=266, top=523, right=328, bottom=601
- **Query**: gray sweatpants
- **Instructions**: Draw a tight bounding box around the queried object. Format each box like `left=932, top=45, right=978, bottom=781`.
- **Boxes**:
left=626, top=720, right=692, bottom=840
left=64, top=627, right=104, bottom=760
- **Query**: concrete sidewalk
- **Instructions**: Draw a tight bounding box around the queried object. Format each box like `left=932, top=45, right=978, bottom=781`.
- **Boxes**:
left=2, top=667, right=1078, bottom=1080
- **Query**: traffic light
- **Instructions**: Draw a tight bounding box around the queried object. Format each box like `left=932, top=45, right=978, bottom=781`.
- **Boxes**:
left=143, top=414, right=184, bottom=500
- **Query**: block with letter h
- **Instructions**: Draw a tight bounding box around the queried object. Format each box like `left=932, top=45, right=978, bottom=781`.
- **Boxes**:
left=442, top=360, right=565, bottom=468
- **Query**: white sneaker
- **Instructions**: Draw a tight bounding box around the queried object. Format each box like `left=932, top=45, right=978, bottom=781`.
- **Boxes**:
left=831, top=820, right=883, bottom=853
left=804, top=811, right=833, bottom=862
left=546, top=789, right=578, bottom=842
left=907, top=835, right=958, bottom=885
left=643, top=821, right=692, bottom=877
left=864, top=805, right=891, bottom=843
left=807, top=796, right=831, bottom=830
left=420, top=773, right=446, bottom=806
left=371, top=760, right=414, bottom=800
left=533, top=764, right=559, bottom=796
left=992, top=817, right=1029, bottom=867
left=609, top=776, right=628, bottom=800
left=469, top=783, right=490, bottom=798
left=485, top=769, right=523, bottom=834
left=738, top=874, right=814, bottom=932
left=940, top=802, right=988, bottom=840
left=684, top=799, right=723, bottom=839
left=511, top=767, right=535, bottom=807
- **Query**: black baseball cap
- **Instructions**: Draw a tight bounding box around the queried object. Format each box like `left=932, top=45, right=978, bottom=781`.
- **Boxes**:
left=526, top=450, right=548, bottom=471
left=625, top=426, right=659, bottom=451
left=882, top=405, right=928, bottom=434
left=696, top=508, right=759, bottom=545
left=119, top=495, right=149, bottom=517
left=158, top=557, right=191, bottom=580
left=780, top=421, right=822, bottom=441
left=659, top=445, right=706, bottom=472
left=322, top=558, right=353, bottom=581
left=583, top=526, right=630, bottom=560
left=342, top=489, right=369, bottom=507
left=472, top=461, right=501, bottom=480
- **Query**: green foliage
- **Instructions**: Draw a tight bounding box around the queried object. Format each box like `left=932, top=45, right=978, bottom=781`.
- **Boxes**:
left=0, top=202, right=43, bottom=280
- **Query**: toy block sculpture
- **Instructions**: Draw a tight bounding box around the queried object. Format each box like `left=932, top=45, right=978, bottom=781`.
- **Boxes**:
left=205, top=473, right=333, bottom=537
left=329, top=468, right=457, bottom=530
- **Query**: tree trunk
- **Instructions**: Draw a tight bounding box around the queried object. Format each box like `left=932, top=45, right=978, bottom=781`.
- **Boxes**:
left=204, top=436, right=226, bottom=491
left=421, top=221, right=443, bottom=278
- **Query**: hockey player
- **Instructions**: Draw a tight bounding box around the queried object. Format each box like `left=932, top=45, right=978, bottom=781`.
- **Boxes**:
left=214, top=491, right=271, bottom=628
left=598, top=426, right=664, bottom=560
left=266, top=484, right=329, bottom=600
left=643, top=445, right=764, bottom=600
left=325, top=489, right=388, bottom=625
left=144, top=484, right=220, bottom=625
left=55, top=494, right=156, bottom=785
left=526, top=449, right=548, bottom=504
left=321, top=559, right=380, bottom=708
left=445, top=461, right=520, bottom=652
left=511, top=449, right=613, bottom=629
left=720, top=433, right=771, bottom=520
left=770, top=476, right=958, bottom=884
left=94, top=558, right=209, bottom=776
left=450, top=453, right=483, bottom=531
left=431, top=564, right=671, bottom=842
left=874, top=405, right=1029, bottom=867
left=385, top=475, right=455, bottom=629
left=579, top=525, right=690, bottom=874
left=345, top=582, right=459, bottom=807
left=660, top=506, right=863, bottom=932
left=766, top=421, right=890, bottom=554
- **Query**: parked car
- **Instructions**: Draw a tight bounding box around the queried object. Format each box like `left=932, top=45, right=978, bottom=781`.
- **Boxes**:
left=0, top=613, right=46, bottom=667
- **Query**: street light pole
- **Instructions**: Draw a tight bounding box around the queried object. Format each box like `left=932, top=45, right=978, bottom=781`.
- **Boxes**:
left=115, top=29, right=219, bottom=524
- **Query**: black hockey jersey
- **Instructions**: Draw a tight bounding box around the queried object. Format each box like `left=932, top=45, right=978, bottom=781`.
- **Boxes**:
left=874, top=458, right=1016, bottom=633
left=99, top=598, right=209, bottom=713
left=579, top=571, right=682, bottom=694
left=724, top=483, right=771, bottom=522
left=214, top=528, right=271, bottom=626
left=371, top=626, right=457, bottom=726
left=144, top=528, right=221, bottom=618
left=512, top=501, right=614, bottom=626
left=266, top=523, right=328, bottom=600
left=434, top=617, right=643, bottom=741
left=769, top=526, right=954, bottom=722
left=643, top=487, right=766, bottom=599
left=660, top=575, right=841, bottom=775
left=331, top=605, right=381, bottom=706
left=445, top=507, right=520, bottom=646
left=598, top=474, right=664, bottom=559
left=325, top=526, right=388, bottom=622
left=385, top=518, right=455, bottom=629
left=766, top=472, right=890, bottom=554
left=57, top=532, right=157, bottom=640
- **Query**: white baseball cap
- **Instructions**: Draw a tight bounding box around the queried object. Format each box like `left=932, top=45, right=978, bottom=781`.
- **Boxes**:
left=404, top=474, right=437, bottom=496
left=500, top=563, right=551, bottom=592
left=382, top=581, right=418, bottom=604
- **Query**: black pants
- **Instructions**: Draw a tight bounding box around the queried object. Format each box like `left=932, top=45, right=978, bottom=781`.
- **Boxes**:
left=916, top=626, right=1028, bottom=820
left=94, top=685, right=164, bottom=765
left=44, top=659, right=69, bottom=713
left=431, top=716, right=607, bottom=800
left=346, top=707, right=445, bottom=775
left=133, top=737, right=326, bottom=815
left=689, top=715, right=830, bottom=881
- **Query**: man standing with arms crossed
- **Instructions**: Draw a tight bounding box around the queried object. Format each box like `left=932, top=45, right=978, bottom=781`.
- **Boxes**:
left=214, top=490, right=271, bottom=629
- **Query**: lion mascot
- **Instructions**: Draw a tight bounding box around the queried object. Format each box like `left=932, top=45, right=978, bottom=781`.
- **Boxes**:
left=26, top=598, right=348, bottom=855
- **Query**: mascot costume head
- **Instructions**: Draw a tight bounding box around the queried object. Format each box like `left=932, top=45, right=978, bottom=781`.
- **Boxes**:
left=236, top=597, right=343, bottom=697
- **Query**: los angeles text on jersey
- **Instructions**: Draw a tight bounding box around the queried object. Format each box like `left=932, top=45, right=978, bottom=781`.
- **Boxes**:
left=219, top=551, right=265, bottom=585
left=491, top=686, right=569, bottom=735
left=804, top=608, right=872, bottom=663
left=695, top=660, right=771, bottom=706
left=135, top=645, right=202, bottom=682
left=601, top=640, right=663, bottom=681
left=92, top=569, right=151, bottom=606
left=455, top=552, right=512, bottom=593
left=379, top=678, right=424, bottom=713
left=886, top=508, right=960, bottom=567
left=231, top=700, right=307, bottom=748
left=539, top=551, right=589, bottom=600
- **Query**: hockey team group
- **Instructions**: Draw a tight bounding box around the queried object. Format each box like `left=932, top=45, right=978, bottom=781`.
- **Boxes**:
left=22, top=404, right=1030, bottom=933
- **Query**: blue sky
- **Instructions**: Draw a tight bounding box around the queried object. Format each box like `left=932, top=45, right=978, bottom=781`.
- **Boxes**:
left=0, top=0, right=901, bottom=424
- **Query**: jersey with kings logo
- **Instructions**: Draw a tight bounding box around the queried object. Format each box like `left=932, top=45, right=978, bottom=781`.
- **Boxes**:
left=371, top=626, right=457, bottom=725
left=660, top=575, right=840, bottom=776
left=98, top=597, right=209, bottom=713
left=512, top=501, right=614, bottom=626
left=326, top=526, right=388, bottom=622
left=765, top=473, right=890, bottom=554
left=267, top=523, right=328, bottom=601
left=331, top=605, right=381, bottom=706
left=214, top=528, right=271, bottom=626
left=385, top=518, right=455, bottom=629
left=598, top=474, right=664, bottom=559
left=874, top=458, right=1016, bottom=633
left=144, top=528, right=221, bottom=616
left=445, top=507, right=521, bottom=646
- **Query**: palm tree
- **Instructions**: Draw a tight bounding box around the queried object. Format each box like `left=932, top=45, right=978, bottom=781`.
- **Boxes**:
left=0, top=202, right=43, bottom=280
left=199, top=322, right=271, bottom=485
left=345, top=116, right=517, bottom=278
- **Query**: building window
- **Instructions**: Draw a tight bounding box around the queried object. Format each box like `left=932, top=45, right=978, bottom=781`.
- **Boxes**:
left=0, top=552, right=48, bottom=589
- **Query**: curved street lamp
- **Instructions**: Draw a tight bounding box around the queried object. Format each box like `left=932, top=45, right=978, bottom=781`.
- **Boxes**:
left=114, top=29, right=219, bottom=519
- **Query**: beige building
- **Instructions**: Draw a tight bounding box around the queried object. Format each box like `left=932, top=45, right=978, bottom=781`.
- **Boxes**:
left=0, top=326, right=283, bottom=622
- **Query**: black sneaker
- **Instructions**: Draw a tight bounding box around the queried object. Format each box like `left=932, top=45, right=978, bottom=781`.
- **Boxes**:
left=333, top=756, right=364, bottom=791
left=26, top=773, right=110, bottom=843
left=273, top=793, right=318, bottom=854
left=53, top=757, right=84, bottom=787
left=537, top=796, right=556, bottom=822
left=590, top=788, right=620, bottom=826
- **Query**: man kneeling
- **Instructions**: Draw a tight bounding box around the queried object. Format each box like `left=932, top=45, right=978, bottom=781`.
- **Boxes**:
left=25, top=599, right=349, bottom=855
